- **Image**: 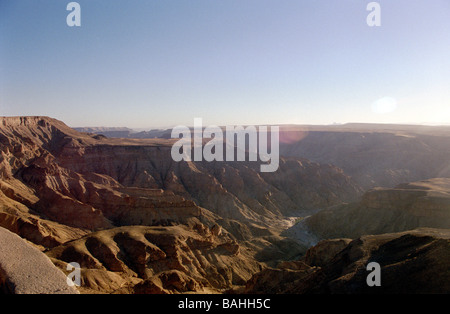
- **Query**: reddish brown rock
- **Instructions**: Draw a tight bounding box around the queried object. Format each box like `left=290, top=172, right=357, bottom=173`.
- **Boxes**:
left=0, top=116, right=361, bottom=249
left=46, top=225, right=262, bottom=294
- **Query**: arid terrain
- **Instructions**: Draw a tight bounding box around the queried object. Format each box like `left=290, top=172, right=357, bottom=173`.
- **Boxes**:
left=1, top=116, right=449, bottom=294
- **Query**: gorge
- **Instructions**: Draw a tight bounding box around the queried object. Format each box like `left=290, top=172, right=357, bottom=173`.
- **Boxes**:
left=1, top=116, right=449, bottom=294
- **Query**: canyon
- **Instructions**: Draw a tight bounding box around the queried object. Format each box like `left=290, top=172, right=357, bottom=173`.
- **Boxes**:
left=1, top=116, right=449, bottom=294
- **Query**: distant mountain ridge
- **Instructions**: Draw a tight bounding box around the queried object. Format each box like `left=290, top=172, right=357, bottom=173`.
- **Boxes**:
left=72, top=126, right=172, bottom=139
left=73, top=122, right=450, bottom=190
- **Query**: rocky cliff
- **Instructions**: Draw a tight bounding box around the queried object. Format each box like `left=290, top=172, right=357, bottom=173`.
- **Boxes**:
left=279, top=124, right=450, bottom=190
left=244, top=228, right=450, bottom=294
left=290, top=178, right=450, bottom=242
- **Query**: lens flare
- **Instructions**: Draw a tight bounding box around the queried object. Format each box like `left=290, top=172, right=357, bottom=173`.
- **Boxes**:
left=371, top=97, right=398, bottom=114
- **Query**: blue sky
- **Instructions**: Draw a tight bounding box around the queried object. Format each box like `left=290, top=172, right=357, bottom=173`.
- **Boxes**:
left=1, top=0, right=449, bottom=128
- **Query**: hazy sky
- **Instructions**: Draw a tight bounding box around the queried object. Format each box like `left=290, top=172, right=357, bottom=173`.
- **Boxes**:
left=1, top=0, right=449, bottom=128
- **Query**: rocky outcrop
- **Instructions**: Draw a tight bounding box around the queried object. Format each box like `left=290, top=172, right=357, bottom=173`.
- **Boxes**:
left=303, top=238, right=352, bottom=267
left=0, top=227, right=78, bottom=294
left=297, top=178, right=450, bottom=240
left=46, top=224, right=261, bottom=294
left=244, top=228, right=450, bottom=294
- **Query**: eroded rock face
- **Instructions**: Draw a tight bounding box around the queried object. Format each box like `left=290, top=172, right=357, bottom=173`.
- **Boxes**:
left=46, top=224, right=261, bottom=294
left=244, top=228, right=450, bottom=294
left=278, top=126, right=450, bottom=190
left=3, top=117, right=449, bottom=294
left=309, top=228, right=450, bottom=294
left=0, top=116, right=361, bottom=249
left=300, top=178, right=450, bottom=240
left=0, top=117, right=213, bottom=248
left=303, top=238, right=352, bottom=267
left=57, top=140, right=362, bottom=230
